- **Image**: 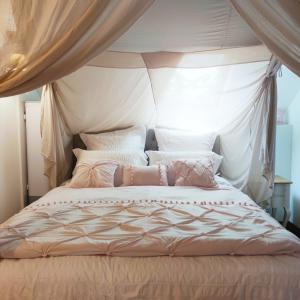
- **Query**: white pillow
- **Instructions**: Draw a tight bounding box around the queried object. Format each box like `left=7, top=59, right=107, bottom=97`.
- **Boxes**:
left=73, top=149, right=148, bottom=186
left=73, top=149, right=148, bottom=166
left=146, top=151, right=223, bottom=174
left=80, top=126, right=146, bottom=151
left=215, top=175, right=233, bottom=189
left=154, top=128, right=216, bottom=152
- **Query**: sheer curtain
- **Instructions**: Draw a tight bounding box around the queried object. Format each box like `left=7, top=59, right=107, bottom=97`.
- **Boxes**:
left=41, top=49, right=280, bottom=206
left=230, top=0, right=300, bottom=76
left=0, top=0, right=153, bottom=97
left=146, top=57, right=280, bottom=205
left=41, top=66, right=155, bottom=187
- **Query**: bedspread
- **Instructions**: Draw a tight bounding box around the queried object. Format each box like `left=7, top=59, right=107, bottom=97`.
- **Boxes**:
left=1, top=255, right=300, bottom=300
left=0, top=186, right=299, bottom=258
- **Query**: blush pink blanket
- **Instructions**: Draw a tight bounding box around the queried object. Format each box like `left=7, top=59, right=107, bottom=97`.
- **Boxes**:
left=0, top=186, right=300, bottom=259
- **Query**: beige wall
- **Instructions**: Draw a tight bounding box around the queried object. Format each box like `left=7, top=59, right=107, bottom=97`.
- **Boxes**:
left=0, top=97, right=26, bottom=222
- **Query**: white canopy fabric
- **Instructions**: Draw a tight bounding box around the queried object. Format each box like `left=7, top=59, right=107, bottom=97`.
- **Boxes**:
left=0, top=0, right=298, bottom=97
left=108, top=0, right=299, bottom=76
left=109, top=0, right=260, bottom=53
left=41, top=46, right=279, bottom=206
left=88, top=46, right=271, bottom=69
left=0, top=0, right=154, bottom=96
left=231, top=0, right=300, bottom=76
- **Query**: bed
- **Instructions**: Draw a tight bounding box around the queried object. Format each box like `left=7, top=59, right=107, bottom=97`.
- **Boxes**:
left=0, top=183, right=300, bottom=300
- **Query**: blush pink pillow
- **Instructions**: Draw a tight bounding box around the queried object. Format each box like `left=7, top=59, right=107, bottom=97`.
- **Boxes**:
left=122, top=165, right=168, bottom=186
left=171, top=159, right=217, bottom=188
left=68, top=160, right=118, bottom=188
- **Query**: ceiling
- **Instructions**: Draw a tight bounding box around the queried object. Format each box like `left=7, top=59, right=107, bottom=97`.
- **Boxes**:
left=110, top=0, right=261, bottom=53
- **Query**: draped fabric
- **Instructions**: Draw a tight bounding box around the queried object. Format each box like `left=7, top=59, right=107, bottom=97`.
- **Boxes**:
left=41, top=47, right=279, bottom=205
left=230, top=0, right=300, bottom=76
left=0, top=0, right=154, bottom=97
left=243, top=57, right=281, bottom=207
left=40, top=83, right=73, bottom=188
left=41, top=66, right=155, bottom=187
left=109, top=0, right=261, bottom=53
left=0, top=0, right=286, bottom=205
left=144, top=54, right=280, bottom=205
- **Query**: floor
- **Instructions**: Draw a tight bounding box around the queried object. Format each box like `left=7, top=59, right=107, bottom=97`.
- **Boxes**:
left=287, top=222, right=300, bottom=238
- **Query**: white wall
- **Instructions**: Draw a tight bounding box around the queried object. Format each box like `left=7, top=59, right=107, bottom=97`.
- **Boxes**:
left=0, top=91, right=44, bottom=223
left=275, top=124, right=292, bottom=180
left=276, top=66, right=300, bottom=227
left=0, top=97, right=26, bottom=222
left=277, top=67, right=300, bottom=112
left=288, top=90, right=300, bottom=227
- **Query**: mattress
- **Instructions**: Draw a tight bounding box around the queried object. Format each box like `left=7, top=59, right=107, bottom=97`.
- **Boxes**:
left=0, top=184, right=300, bottom=299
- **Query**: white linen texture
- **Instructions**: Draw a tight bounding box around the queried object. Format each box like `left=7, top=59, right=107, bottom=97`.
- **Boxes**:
left=154, top=128, right=216, bottom=151
left=80, top=126, right=146, bottom=151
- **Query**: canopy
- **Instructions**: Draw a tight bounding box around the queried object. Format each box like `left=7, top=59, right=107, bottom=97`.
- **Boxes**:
left=108, top=0, right=260, bottom=53
left=41, top=46, right=280, bottom=206
left=0, top=0, right=298, bottom=96
left=0, top=0, right=298, bottom=206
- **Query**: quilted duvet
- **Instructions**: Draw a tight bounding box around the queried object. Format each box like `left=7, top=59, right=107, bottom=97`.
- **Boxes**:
left=0, top=186, right=300, bottom=259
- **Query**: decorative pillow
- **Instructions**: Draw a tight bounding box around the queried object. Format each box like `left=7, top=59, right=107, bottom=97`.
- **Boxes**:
left=154, top=128, right=216, bottom=152
left=73, top=149, right=148, bottom=186
left=146, top=151, right=223, bottom=174
left=171, top=159, right=217, bottom=188
left=122, top=165, right=168, bottom=186
left=68, top=160, right=118, bottom=188
left=80, top=126, right=146, bottom=151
